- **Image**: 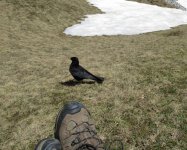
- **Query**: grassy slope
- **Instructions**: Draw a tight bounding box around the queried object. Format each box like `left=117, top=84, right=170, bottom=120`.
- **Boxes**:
left=0, top=0, right=187, bottom=149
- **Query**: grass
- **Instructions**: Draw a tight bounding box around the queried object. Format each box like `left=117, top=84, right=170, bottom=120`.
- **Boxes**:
left=0, top=0, right=187, bottom=149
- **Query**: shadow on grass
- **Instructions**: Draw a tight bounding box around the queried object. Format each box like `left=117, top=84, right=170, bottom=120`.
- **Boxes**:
left=60, top=80, right=95, bottom=86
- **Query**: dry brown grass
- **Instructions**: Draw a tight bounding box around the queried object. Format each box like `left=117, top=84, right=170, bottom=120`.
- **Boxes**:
left=0, top=0, right=187, bottom=149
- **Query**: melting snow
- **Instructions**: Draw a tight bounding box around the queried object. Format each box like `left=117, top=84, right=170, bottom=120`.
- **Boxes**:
left=64, top=0, right=187, bottom=36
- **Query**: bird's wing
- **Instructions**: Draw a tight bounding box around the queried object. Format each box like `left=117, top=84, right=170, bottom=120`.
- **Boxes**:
left=78, top=66, right=96, bottom=80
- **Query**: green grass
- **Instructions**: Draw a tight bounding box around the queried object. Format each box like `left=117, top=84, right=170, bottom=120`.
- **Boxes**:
left=0, top=0, right=187, bottom=149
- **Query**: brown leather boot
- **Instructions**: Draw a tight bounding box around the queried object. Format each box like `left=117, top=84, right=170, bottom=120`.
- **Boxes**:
left=54, top=101, right=104, bottom=150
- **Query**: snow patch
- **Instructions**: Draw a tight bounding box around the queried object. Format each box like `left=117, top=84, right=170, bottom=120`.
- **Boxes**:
left=64, top=0, right=187, bottom=36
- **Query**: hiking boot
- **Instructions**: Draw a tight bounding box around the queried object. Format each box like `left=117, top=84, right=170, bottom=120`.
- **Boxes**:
left=54, top=101, right=104, bottom=150
left=35, top=138, right=61, bottom=150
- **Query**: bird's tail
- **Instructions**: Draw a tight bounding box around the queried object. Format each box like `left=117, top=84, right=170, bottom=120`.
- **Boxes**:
left=93, top=76, right=104, bottom=83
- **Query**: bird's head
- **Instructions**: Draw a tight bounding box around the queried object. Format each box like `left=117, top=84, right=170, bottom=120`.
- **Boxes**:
left=70, top=57, right=79, bottom=65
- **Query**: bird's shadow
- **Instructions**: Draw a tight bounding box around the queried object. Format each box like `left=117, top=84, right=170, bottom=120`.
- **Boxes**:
left=60, top=80, right=96, bottom=86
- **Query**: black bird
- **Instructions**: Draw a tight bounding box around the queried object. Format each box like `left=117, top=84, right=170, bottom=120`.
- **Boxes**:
left=69, top=57, right=104, bottom=83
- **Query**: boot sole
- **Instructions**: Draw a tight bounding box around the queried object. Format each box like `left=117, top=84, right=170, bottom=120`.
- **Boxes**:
left=35, top=138, right=61, bottom=150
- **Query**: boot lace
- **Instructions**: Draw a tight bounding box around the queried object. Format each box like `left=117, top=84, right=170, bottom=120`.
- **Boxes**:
left=70, top=122, right=103, bottom=150
left=71, top=123, right=124, bottom=150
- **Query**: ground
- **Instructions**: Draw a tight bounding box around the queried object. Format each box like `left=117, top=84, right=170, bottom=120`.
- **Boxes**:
left=130, top=0, right=174, bottom=8
left=0, top=0, right=186, bottom=149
